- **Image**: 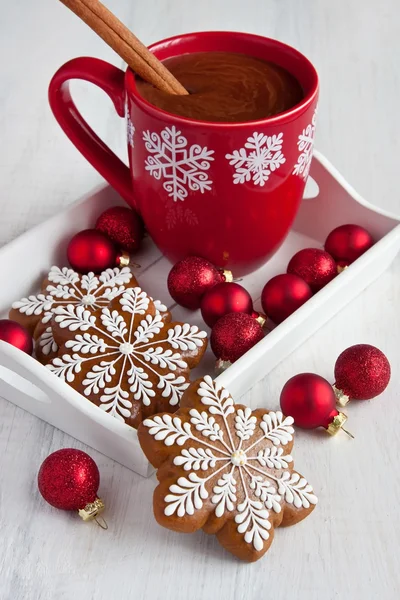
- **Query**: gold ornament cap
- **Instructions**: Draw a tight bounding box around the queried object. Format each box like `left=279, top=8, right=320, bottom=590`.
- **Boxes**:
left=117, top=251, right=130, bottom=268
left=254, top=312, right=268, bottom=328
left=337, top=264, right=349, bottom=274
left=78, top=497, right=105, bottom=522
left=221, top=269, right=233, bottom=283
left=327, top=412, right=348, bottom=436
left=333, top=385, right=350, bottom=407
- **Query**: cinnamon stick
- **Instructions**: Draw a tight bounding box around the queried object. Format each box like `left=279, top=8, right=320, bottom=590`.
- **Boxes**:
left=59, top=0, right=188, bottom=95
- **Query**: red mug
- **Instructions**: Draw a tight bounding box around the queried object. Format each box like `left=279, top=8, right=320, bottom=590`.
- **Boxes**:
left=49, top=31, right=318, bottom=275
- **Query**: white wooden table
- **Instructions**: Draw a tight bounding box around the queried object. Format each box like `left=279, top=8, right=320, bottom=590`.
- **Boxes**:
left=1, top=1, right=399, bottom=599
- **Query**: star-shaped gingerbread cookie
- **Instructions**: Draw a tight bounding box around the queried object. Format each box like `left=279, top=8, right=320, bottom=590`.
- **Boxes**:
left=47, top=287, right=208, bottom=428
left=138, top=375, right=317, bottom=562
left=10, top=265, right=169, bottom=364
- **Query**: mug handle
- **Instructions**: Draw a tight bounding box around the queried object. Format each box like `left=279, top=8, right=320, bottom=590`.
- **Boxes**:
left=48, top=57, right=135, bottom=207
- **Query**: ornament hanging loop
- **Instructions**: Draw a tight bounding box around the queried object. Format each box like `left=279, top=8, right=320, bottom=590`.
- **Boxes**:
left=341, top=427, right=355, bottom=440
left=94, top=516, right=109, bottom=530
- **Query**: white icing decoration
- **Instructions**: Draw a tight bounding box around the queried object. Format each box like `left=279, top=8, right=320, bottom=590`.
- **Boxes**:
left=39, top=327, right=58, bottom=356
left=277, top=472, right=318, bottom=509
left=144, top=377, right=317, bottom=553
left=48, top=288, right=207, bottom=421
left=152, top=299, right=168, bottom=313
left=259, top=412, right=294, bottom=446
left=293, top=108, right=317, bottom=180
left=226, top=132, right=285, bottom=187
left=234, top=407, right=257, bottom=441
left=254, top=447, right=293, bottom=469
left=12, top=267, right=134, bottom=347
left=143, top=125, right=214, bottom=202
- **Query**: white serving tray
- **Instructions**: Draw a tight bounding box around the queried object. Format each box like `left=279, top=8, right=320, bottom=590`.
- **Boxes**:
left=0, top=151, right=399, bottom=476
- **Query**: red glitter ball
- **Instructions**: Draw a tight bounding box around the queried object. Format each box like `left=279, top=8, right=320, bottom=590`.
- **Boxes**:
left=334, top=344, right=391, bottom=400
left=325, top=224, right=374, bottom=264
left=261, top=274, right=313, bottom=324
left=0, top=319, right=33, bottom=354
left=210, top=312, right=264, bottom=363
left=38, top=449, right=100, bottom=511
left=287, top=248, right=337, bottom=292
left=96, top=206, right=144, bottom=253
left=168, top=257, right=227, bottom=310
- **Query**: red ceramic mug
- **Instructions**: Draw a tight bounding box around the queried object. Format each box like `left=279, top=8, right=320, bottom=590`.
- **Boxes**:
left=49, top=31, right=318, bottom=275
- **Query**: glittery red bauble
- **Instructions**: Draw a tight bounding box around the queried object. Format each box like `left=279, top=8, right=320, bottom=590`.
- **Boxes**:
left=0, top=319, right=33, bottom=354
left=287, top=248, right=337, bottom=292
left=67, top=229, right=119, bottom=274
left=201, top=282, right=253, bottom=328
left=38, top=449, right=100, bottom=511
left=261, top=274, right=313, bottom=324
left=280, top=373, right=340, bottom=430
left=210, top=312, right=264, bottom=363
left=325, top=224, right=374, bottom=264
left=167, top=257, right=228, bottom=309
left=334, top=344, right=391, bottom=400
left=95, top=206, right=144, bottom=252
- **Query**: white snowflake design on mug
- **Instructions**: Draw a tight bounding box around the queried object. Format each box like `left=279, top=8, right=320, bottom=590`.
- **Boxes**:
left=143, top=125, right=214, bottom=202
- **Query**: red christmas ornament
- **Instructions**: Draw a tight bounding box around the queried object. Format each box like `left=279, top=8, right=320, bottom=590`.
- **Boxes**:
left=38, top=449, right=105, bottom=523
left=333, top=344, right=391, bottom=406
left=287, top=248, right=337, bottom=292
left=261, top=274, right=313, bottom=324
left=168, top=256, right=232, bottom=310
left=210, top=312, right=264, bottom=365
left=280, top=373, right=350, bottom=436
left=67, top=229, right=129, bottom=274
left=0, top=319, right=33, bottom=355
left=201, top=282, right=252, bottom=328
left=325, top=224, right=374, bottom=264
left=95, top=206, right=144, bottom=253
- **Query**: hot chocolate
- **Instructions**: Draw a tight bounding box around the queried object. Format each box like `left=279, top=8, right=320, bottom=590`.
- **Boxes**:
left=136, top=51, right=304, bottom=123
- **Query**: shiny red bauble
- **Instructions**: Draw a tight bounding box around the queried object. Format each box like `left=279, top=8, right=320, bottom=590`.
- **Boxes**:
left=334, top=344, right=391, bottom=402
left=0, top=319, right=33, bottom=355
left=210, top=312, right=264, bottom=363
left=38, top=449, right=100, bottom=511
left=325, top=224, right=374, bottom=264
left=67, top=229, right=121, bottom=274
left=261, top=274, right=313, bottom=324
left=95, top=206, right=144, bottom=253
left=201, top=282, right=252, bottom=328
left=280, top=373, right=345, bottom=432
left=287, top=248, right=337, bottom=292
left=168, top=256, right=230, bottom=310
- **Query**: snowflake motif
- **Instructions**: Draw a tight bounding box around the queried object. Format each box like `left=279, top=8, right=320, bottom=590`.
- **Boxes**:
left=125, top=101, right=135, bottom=148
left=47, top=288, right=207, bottom=428
left=11, top=266, right=137, bottom=361
left=143, top=125, right=214, bottom=202
left=139, top=376, right=317, bottom=561
left=293, top=109, right=317, bottom=180
left=225, top=132, right=286, bottom=187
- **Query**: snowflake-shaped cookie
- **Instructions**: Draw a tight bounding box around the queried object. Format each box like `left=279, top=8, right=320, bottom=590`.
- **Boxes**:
left=225, top=132, right=286, bottom=187
left=293, top=108, right=317, bottom=180
left=10, top=266, right=139, bottom=364
left=47, top=288, right=207, bottom=428
left=138, top=376, right=317, bottom=562
left=143, top=125, right=214, bottom=202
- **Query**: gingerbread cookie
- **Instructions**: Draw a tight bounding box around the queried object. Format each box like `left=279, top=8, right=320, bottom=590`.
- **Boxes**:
left=47, top=287, right=207, bottom=428
left=10, top=265, right=150, bottom=363
left=138, top=376, right=317, bottom=562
